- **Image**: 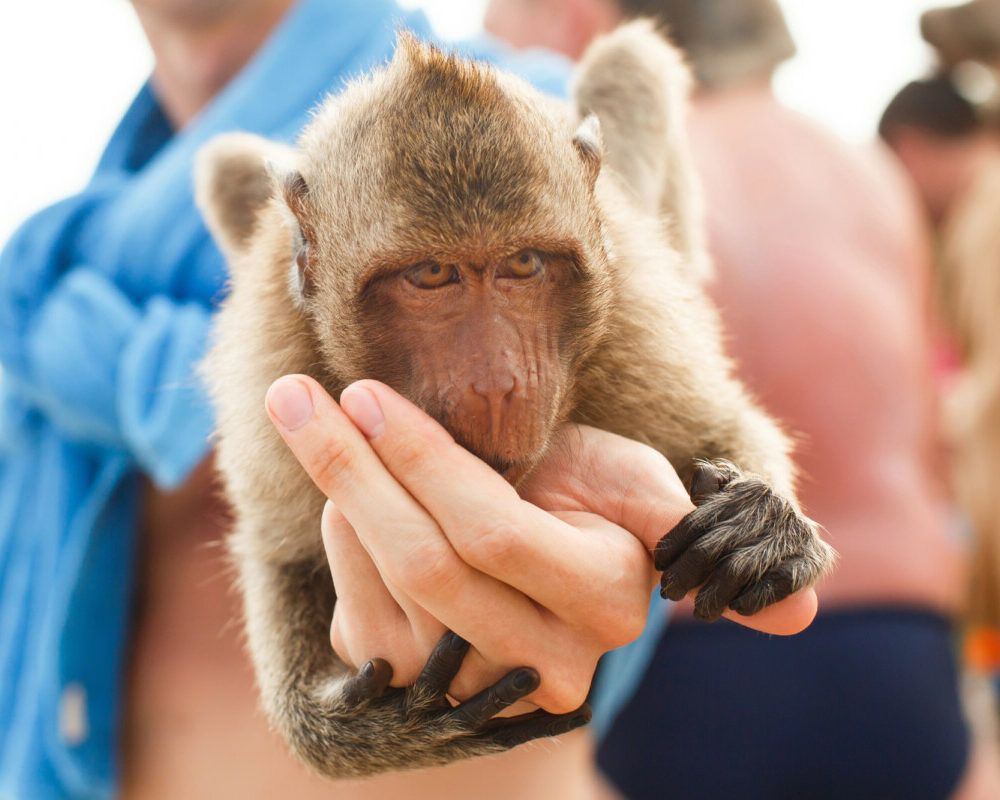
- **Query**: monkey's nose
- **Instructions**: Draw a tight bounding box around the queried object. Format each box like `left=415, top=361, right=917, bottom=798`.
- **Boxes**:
left=471, top=373, right=516, bottom=403
left=471, top=374, right=516, bottom=437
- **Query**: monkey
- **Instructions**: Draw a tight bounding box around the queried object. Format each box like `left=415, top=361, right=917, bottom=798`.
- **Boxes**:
left=195, top=21, right=835, bottom=779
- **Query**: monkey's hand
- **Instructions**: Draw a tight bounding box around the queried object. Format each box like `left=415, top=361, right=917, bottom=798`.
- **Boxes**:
left=654, top=461, right=835, bottom=622
left=290, top=630, right=592, bottom=778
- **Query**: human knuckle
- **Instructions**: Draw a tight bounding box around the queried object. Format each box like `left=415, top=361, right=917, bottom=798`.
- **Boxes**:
left=394, top=542, right=460, bottom=594
left=383, top=432, right=430, bottom=476
left=462, top=518, right=523, bottom=570
left=538, top=673, right=591, bottom=716
left=606, top=600, right=649, bottom=649
left=307, top=436, right=357, bottom=492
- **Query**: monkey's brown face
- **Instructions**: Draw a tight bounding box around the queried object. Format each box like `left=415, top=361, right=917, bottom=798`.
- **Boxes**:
left=350, top=246, right=587, bottom=480
left=279, top=37, right=611, bottom=479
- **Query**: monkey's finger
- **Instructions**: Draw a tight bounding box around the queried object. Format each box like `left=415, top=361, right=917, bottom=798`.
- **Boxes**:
left=729, top=559, right=805, bottom=617
left=691, top=560, right=750, bottom=622
left=720, top=587, right=818, bottom=635
left=415, top=631, right=471, bottom=696
left=653, top=510, right=706, bottom=571
left=475, top=704, right=593, bottom=748
left=450, top=667, right=541, bottom=728
left=689, top=463, right=727, bottom=506
left=341, top=658, right=394, bottom=706
left=658, top=544, right=714, bottom=602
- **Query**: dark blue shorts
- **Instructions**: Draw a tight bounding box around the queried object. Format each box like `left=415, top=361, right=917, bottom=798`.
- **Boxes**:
left=597, top=608, right=970, bottom=800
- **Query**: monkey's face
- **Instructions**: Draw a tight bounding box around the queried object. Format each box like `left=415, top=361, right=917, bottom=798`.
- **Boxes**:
left=357, top=248, right=590, bottom=479
left=276, top=36, right=613, bottom=479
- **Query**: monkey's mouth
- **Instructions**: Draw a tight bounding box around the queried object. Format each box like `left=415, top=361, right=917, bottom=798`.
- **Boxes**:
left=445, top=424, right=544, bottom=485
left=485, top=455, right=536, bottom=486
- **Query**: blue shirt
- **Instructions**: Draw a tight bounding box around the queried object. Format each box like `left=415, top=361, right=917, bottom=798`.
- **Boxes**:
left=0, top=2, right=665, bottom=796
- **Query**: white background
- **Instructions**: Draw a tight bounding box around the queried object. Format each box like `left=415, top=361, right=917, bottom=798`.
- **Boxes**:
left=0, top=0, right=947, bottom=244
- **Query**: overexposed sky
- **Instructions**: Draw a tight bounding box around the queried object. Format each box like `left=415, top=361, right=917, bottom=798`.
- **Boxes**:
left=0, top=0, right=950, bottom=244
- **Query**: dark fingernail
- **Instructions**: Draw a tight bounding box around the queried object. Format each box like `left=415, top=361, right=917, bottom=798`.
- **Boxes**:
left=570, top=714, right=590, bottom=728
left=361, top=661, right=375, bottom=678
left=449, top=632, right=467, bottom=651
left=513, top=669, right=537, bottom=691
left=660, top=576, right=685, bottom=602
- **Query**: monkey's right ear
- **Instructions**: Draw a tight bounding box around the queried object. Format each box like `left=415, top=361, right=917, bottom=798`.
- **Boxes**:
left=195, top=132, right=297, bottom=257
left=572, top=115, right=603, bottom=186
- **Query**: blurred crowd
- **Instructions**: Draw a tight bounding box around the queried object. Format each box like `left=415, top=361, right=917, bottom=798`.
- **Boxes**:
left=3, top=0, right=1000, bottom=798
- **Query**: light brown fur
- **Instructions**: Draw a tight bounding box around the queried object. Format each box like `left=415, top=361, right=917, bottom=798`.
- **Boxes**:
left=197, top=24, right=833, bottom=778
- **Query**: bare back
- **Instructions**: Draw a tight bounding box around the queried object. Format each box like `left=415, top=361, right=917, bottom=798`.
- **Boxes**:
left=688, top=86, right=967, bottom=612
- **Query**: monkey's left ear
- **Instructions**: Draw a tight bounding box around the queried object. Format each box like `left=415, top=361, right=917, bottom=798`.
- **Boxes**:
left=195, top=132, right=297, bottom=258
left=572, top=114, right=603, bottom=186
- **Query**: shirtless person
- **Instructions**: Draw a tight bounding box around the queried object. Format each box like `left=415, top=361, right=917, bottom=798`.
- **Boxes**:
left=486, top=0, right=989, bottom=797
left=0, top=1, right=813, bottom=798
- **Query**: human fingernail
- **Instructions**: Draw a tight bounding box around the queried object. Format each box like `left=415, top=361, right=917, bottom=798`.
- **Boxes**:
left=340, top=384, right=386, bottom=439
left=267, top=377, right=314, bottom=430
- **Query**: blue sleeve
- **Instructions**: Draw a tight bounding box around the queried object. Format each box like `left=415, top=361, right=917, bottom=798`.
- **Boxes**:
left=0, top=207, right=213, bottom=489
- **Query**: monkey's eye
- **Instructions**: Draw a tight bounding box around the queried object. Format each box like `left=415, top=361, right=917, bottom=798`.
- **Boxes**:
left=502, top=249, right=544, bottom=278
left=405, top=262, right=458, bottom=289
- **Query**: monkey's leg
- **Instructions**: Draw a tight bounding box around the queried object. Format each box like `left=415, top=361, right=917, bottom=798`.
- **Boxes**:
left=244, top=556, right=591, bottom=778
left=654, top=460, right=835, bottom=623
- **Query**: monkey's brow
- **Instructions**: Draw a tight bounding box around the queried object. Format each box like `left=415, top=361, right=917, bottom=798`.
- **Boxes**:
left=359, top=242, right=581, bottom=276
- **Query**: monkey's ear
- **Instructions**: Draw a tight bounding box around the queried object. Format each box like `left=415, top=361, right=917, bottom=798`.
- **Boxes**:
left=195, top=132, right=297, bottom=257
left=572, top=114, right=603, bottom=186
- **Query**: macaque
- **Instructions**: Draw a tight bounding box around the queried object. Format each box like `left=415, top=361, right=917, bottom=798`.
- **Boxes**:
left=196, top=22, right=834, bottom=778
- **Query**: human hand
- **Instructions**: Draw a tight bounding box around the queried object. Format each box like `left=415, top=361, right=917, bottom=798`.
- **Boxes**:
left=520, top=426, right=819, bottom=636
left=266, top=375, right=658, bottom=716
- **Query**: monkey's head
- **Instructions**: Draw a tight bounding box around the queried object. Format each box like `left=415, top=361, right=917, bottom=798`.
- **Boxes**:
left=198, top=35, right=614, bottom=480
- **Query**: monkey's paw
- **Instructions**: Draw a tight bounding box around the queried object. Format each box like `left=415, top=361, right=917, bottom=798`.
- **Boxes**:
left=292, top=631, right=591, bottom=777
left=654, top=461, right=835, bottom=622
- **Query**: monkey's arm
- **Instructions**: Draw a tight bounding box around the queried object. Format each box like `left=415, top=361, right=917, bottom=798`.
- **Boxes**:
left=236, top=551, right=587, bottom=778
left=573, top=255, right=835, bottom=622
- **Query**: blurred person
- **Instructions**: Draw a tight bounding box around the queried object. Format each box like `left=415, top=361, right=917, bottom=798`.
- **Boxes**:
left=881, top=72, right=1000, bottom=638
left=922, top=0, right=1000, bottom=70
left=485, top=0, right=993, bottom=797
left=0, top=1, right=816, bottom=798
